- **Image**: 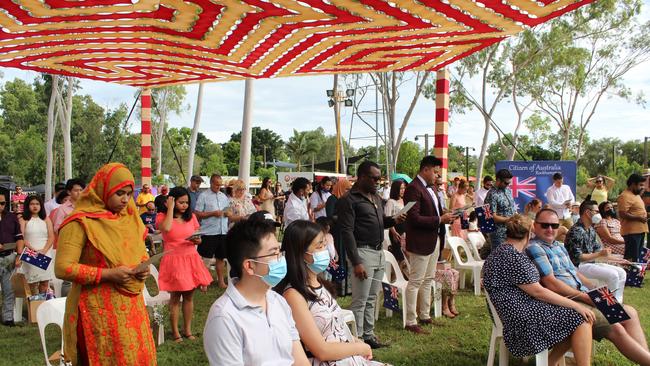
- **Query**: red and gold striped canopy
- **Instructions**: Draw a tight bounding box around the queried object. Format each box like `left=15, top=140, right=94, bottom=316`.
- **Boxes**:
left=0, top=0, right=592, bottom=87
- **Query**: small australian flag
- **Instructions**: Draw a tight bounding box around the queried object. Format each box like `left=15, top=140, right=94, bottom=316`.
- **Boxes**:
left=382, top=282, right=400, bottom=312
left=625, top=264, right=646, bottom=288
left=587, top=286, right=630, bottom=324
left=460, top=210, right=470, bottom=230
left=639, top=247, right=649, bottom=264
left=20, top=248, right=52, bottom=271
left=326, top=259, right=346, bottom=283
left=475, top=205, right=496, bottom=233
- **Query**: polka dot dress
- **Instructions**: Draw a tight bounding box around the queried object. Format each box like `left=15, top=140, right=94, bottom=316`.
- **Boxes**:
left=483, top=244, right=585, bottom=357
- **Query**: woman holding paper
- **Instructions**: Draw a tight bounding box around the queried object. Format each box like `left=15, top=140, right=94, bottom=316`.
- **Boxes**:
left=450, top=180, right=468, bottom=240
left=157, top=186, right=212, bottom=342
left=55, top=163, right=156, bottom=366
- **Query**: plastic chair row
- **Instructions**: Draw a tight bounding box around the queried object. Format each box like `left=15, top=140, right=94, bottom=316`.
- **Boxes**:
left=446, top=227, right=484, bottom=296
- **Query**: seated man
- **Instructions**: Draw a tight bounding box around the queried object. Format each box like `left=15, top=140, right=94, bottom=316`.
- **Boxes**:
left=565, top=200, right=627, bottom=302
left=140, top=201, right=158, bottom=234
left=202, top=218, right=309, bottom=366
left=527, top=209, right=650, bottom=366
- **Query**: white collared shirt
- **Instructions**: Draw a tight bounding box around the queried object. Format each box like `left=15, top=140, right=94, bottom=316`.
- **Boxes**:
left=203, top=279, right=300, bottom=366
left=545, top=184, right=575, bottom=219
left=284, top=192, right=309, bottom=228
left=474, top=187, right=490, bottom=207
left=416, top=175, right=440, bottom=215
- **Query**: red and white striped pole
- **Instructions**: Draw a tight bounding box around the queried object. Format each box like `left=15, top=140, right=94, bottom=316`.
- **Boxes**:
left=141, top=88, right=152, bottom=187
left=433, top=68, right=450, bottom=183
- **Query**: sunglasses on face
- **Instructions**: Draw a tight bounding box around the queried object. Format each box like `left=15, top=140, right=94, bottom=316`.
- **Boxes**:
left=0, top=201, right=6, bottom=206
left=536, top=222, right=560, bottom=229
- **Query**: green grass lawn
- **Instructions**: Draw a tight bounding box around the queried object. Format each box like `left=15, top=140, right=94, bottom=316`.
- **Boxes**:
left=1, top=277, right=647, bottom=366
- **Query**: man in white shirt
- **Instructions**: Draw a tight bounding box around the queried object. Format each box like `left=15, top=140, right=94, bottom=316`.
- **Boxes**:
left=203, top=218, right=309, bottom=366
left=545, top=172, right=575, bottom=229
left=44, top=182, right=65, bottom=216
left=474, top=175, right=493, bottom=207
left=283, top=177, right=310, bottom=228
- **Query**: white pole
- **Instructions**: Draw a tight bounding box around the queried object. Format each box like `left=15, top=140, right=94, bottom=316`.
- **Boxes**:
left=45, top=75, right=59, bottom=200
left=187, top=83, right=204, bottom=185
left=63, top=77, right=73, bottom=180
left=239, top=79, right=254, bottom=188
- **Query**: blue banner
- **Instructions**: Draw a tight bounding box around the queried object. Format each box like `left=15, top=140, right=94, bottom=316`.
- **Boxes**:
left=494, top=161, right=577, bottom=213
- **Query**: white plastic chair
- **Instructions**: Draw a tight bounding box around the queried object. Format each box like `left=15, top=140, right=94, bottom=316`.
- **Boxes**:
left=142, top=264, right=170, bottom=345
left=467, top=231, right=486, bottom=261
left=37, top=297, right=66, bottom=366
left=380, top=250, right=409, bottom=328
left=50, top=277, right=63, bottom=298
left=340, top=308, right=357, bottom=338
left=447, top=236, right=483, bottom=296
left=485, top=292, right=565, bottom=366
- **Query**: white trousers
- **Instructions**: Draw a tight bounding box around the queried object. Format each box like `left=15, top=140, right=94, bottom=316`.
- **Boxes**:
left=578, top=262, right=627, bottom=303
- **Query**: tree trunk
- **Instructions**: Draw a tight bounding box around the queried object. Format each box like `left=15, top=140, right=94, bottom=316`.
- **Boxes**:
left=45, top=75, right=59, bottom=199
left=476, top=118, right=491, bottom=183
left=561, top=125, right=570, bottom=160
left=187, top=83, right=204, bottom=185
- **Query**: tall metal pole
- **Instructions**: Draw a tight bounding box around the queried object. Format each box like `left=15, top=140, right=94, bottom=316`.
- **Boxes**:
left=424, top=133, right=429, bottom=156
left=466, top=147, right=470, bottom=179
left=187, top=82, right=204, bottom=185
left=644, top=137, right=648, bottom=170
left=239, top=79, right=254, bottom=188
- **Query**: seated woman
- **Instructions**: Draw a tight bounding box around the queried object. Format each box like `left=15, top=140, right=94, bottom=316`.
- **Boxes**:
left=483, top=214, right=593, bottom=366
left=276, top=220, right=387, bottom=366
left=596, top=201, right=626, bottom=256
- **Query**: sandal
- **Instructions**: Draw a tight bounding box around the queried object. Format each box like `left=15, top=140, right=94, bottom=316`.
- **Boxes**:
left=184, top=334, right=198, bottom=341
left=172, top=336, right=183, bottom=343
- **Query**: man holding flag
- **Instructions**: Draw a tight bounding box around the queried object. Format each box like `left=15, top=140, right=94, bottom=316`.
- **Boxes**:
left=484, top=169, right=516, bottom=251
left=527, top=208, right=650, bottom=365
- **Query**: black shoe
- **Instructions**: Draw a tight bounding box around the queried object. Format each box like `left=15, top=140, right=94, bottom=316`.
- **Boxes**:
left=363, top=336, right=389, bottom=349
left=2, top=320, right=15, bottom=327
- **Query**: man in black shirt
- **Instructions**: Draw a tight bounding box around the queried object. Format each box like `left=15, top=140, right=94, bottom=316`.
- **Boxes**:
left=154, top=185, right=169, bottom=213
left=337, top=161, right=405, bottom=348
left=0, top=194, right=24, bottom=326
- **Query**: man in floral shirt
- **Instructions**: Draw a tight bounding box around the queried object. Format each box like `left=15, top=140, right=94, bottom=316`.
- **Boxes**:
left=484, top=169, right=516, bottom=250
left=565, top=200, right=627, bottom=302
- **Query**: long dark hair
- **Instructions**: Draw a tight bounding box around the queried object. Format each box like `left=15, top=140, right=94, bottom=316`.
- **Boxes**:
left=261, top=177, right=272, bottom=191
left=389, top=179, right=405, bottom=200
left=315, top=177, right=332, bottom=201
left=159, top=186, right=192, bottom=221
left=22, top=195, right=46, bottom=221
left=275, top=220, right=328, bottom=302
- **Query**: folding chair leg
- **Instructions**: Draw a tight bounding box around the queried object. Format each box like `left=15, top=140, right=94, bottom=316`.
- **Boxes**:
left=459, top=270, right=466, bottom=289
left=498, top=339, right=509, bottom=366
left=487, top=327, right=498, bottom=366
left=535, top=349, right=549, bottom=366
left=157, top=324, right=165, bottom=345
left=13, top=297, right=23, bottom=323
left=401, top=293, right=408, bottom=329
left=474, top=268, right=482, bottom=296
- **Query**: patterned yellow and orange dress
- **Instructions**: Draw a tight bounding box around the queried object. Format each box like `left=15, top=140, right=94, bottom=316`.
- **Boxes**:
left=55, top=163, right=156, bottom=366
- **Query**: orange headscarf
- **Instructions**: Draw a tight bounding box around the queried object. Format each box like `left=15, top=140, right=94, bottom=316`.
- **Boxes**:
left=332, top=178, right=352, bottom=198
left=60, top=163, right=148, bottom=295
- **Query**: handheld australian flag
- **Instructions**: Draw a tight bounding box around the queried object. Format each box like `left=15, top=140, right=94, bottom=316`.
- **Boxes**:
left=382, top=282, right=400, bottom=312
left=625, top=264, right=646, bottom=288
left=475, top=205, right=496, bottom=233
left=20, top=248, right=52, bottom=271
left=587, top=286, right=630, bottom=324
left=326, top=259, right=346, bottom=283
left=460, top=210, right=470, bottom=230
left=639, top=247, right=649, bottom=264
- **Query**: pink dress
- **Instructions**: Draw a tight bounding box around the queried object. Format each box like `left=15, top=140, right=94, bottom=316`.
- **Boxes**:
left=156, top=213, right=213, bottom=292
left=451, top=193, right=467, bottom=240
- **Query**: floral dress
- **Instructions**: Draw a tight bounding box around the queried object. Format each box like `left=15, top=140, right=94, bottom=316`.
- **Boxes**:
left=598, top=218, right=625, bottom=255
left=228, top=197, right=257, bottom=228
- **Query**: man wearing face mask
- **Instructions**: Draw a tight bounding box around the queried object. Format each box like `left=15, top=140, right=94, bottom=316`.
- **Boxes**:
left=203, top=218, right=309, bottom=366
left=617, top=173, right=648, bottom=261
left=284, top=177, right=311, bottom=228
left=564, top=200, right=628, bottom=303
left=484, top=169, right=516, bottom=250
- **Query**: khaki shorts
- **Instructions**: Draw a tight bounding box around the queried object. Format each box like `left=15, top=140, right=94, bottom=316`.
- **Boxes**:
left=584, top=305, right=611, bottom=341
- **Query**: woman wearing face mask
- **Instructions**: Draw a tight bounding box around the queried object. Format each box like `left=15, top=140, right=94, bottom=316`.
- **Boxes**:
left=55, top=163, right=156, bottom=366
left=157, top=186, right=212, bottom=342
left=595, top=201, right=626, bottom=256
left=564, top=200, right=628, bottom=303
left=276, top=220, right=389, bottom=366
left=483, top=215, right=593, bottom=366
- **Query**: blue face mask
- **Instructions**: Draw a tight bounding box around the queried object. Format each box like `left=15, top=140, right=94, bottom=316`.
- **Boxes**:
left=306, top=249, right=330, bottom=274
left=253, top=256, right=287, bottom=287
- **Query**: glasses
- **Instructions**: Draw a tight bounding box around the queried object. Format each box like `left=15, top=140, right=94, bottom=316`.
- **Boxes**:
left=536, top=222, right=560, bottom=229
left=250, top=251, right=285, bottom=262
left=0, top=201, right=6, bottom=206
left=367, top=175, right=381, bottom=182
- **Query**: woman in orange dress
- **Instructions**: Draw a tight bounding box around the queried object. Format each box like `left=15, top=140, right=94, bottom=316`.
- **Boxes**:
left=55, top=163, right=156, bottom=366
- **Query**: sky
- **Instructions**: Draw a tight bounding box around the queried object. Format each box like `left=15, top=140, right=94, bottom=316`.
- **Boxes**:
left=1, top=6, right=649, bottom=156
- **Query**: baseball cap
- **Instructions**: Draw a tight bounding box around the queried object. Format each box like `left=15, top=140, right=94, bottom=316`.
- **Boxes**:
left=248, top=210, right=281, bottom=227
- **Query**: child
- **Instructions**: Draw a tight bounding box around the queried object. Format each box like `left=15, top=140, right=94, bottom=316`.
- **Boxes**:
left=316, top=217, right=338, bottom=281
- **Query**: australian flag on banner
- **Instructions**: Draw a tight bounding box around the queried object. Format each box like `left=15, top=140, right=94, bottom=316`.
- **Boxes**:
left=382, top=282, right=400, bottom=312
left=326, top=259, right=346, bottom=283
left=587, top=286, right=630, bottom=324
left=475, top=205, right=496, bottom=233
left=625, top=264, right=646, bottom=288
left=20, top=248, right=52, bottom=271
